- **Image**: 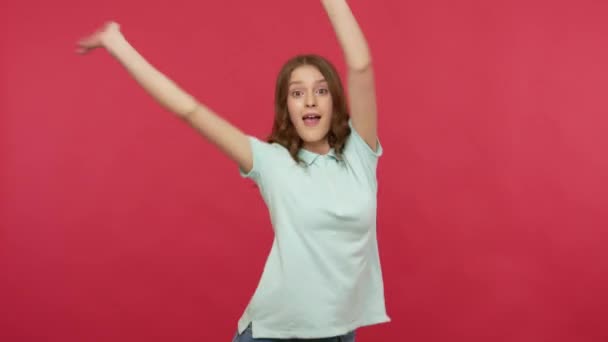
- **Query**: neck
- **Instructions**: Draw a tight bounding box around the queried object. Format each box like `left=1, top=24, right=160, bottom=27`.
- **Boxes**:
left=302, top=139, right=331, bottom=155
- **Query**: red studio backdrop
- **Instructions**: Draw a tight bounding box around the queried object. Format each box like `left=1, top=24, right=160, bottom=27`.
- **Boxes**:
left=1, top=0, right=608, bottom=341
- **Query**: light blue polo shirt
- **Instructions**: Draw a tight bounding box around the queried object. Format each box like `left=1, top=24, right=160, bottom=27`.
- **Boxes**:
left=237, top=120, right=390, bottom=339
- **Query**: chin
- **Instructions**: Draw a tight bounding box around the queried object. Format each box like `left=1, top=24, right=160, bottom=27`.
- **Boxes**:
left=298, top=129, right=329, bottom=144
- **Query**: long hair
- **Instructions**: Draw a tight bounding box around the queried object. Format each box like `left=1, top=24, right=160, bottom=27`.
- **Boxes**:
left=267, top=54, right=351, bottom=163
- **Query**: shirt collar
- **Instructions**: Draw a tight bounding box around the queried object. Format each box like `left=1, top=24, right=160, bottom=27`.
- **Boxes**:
left=298, top=147, right=339, bottom=165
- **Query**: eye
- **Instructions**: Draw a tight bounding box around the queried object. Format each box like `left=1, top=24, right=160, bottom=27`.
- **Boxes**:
left=291, top=90, right=304, bottom=97
left=316, top=88, right=329, bottom=95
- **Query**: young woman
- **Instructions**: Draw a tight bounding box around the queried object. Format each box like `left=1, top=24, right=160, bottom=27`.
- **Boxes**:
left=77, top=1, right=390, bottom=341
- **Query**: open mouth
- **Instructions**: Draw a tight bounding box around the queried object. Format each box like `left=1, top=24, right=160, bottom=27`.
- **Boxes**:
left=302, top=113, right=321, bottom=126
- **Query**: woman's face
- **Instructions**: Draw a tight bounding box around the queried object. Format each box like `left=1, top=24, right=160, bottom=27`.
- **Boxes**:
left=287, top=65, right=333, bottom=154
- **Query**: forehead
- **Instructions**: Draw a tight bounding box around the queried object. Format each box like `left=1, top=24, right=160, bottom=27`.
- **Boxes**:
left=289, top=65, right=325, bottom=83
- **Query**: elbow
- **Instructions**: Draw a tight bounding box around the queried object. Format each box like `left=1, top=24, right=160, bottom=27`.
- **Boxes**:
left=177, top=101, right=201, bottom=120
left=348, top=59, right=372, bottom=73
left=347, top=54, right=373, bottom=72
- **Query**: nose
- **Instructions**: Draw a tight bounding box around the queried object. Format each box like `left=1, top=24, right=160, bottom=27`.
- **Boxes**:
left=305, top=91, right=317, bottom=107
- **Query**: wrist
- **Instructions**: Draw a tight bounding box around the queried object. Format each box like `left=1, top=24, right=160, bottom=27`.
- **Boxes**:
left=101, top=30, right=127, bottom=54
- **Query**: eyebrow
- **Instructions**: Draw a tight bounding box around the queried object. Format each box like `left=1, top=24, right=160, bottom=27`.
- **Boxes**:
left=288, top=79, right=328, bottom=86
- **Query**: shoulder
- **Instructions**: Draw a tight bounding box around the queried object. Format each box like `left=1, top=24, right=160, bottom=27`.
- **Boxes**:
left=344, top=119, right=383, bottom=160
left=240, top=136, right=292, bottom=180
left=248, top=136, right=286, bottom=155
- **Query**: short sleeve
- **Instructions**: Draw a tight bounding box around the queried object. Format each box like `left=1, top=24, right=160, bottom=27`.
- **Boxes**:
left=344, top=119, right=383, bottom=168
left=239, top=136, right=277, bottom=186
left=341, top=119, right=383, bottom=192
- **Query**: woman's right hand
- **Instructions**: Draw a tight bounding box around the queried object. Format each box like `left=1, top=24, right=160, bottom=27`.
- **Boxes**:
left=76, top=21, right=122, bottom=55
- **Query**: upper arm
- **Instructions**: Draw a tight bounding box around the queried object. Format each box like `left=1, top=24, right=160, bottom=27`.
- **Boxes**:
left=347, top=65, right=379, bottom=152
left=181, top=103, right=254, bottom=173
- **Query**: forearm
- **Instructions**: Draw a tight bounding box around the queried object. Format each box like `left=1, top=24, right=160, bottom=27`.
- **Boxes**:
left=321, top=0, right=371, bottom=70
left=102, top=33, right=198, bottom=117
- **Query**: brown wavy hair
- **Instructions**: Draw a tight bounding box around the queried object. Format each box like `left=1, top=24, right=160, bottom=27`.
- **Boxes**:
left=267, top=54, right=351, bottom=164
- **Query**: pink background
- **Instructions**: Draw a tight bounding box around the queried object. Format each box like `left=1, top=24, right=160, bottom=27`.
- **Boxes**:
left=2, top=0, right=607, bottom=341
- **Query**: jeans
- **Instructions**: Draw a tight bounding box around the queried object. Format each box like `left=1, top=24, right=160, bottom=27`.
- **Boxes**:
left=232, top=324, right=356, bottom=342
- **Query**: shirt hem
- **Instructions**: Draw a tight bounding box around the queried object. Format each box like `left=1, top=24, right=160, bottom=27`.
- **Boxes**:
left=238, top=313, right=391, bottom=339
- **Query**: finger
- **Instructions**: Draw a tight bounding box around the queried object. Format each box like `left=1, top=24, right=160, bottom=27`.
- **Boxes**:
left=77, top=37, right=91, bottom=45
left=77, top=37, right=96, bottom=48
left=106, top=21, right=120, bottom=31
left=75, top=43, right=93, bottom=54
left=75, top=46, right=87, bottom=54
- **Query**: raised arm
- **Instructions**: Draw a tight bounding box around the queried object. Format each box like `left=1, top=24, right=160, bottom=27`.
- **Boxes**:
left=76, top=22, right=253, bottom=172
left=321, top=0, right=378, bottom=151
